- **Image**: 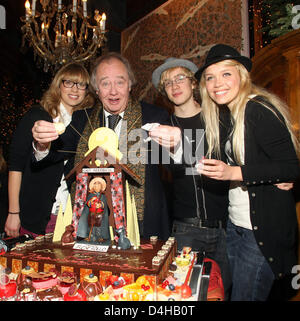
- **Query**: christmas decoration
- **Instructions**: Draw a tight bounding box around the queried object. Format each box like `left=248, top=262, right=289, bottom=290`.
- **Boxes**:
left=261, top=2, right=299, bottom=39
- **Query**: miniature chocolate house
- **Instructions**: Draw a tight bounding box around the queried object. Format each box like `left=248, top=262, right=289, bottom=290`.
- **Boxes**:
left=65, top=144, right=141, bottom=248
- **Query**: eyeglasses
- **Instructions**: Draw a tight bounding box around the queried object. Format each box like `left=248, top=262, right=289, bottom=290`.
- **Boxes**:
left=163, top=74, right=191, bottom=89
left=62, top=79, right=88, bottom=90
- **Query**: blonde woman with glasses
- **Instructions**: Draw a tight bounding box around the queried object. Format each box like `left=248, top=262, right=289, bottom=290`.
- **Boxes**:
left=5, top=63, right=95, bottom=238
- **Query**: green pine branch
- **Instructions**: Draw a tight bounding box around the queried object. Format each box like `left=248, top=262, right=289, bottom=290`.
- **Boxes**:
left=261, top=2, right=298, bottom=38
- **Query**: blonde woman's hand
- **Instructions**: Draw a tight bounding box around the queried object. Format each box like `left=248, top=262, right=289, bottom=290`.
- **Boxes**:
left=275, top=182, right=294, bottom=191
left=197, top=158, right=243, bottom=181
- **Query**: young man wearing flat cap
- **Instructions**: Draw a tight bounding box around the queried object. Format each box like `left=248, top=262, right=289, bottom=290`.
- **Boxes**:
left=151, top=57, right=232, bottom=297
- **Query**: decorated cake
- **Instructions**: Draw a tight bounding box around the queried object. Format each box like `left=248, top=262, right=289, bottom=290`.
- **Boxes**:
left=0, top=236, right=220, bottom=301
left=0, top=129, right=221, bottom=301
left=0, top=236, right=177, bottom=290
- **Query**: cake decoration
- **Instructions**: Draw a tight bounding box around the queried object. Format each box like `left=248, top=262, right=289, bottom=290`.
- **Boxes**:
left=53, top=194, right=73, bottom=243
left=25, top=240, right=35, bottom=247
left=30, top=270, right=58, bottom=290
left=80, top=273, right=102, bottom=300
left=36, top=286, right=63, bottom=301
left=76, top=177, right=110, bottom=244
left=61, top=224, right=76, bottom=246
left=16, top=276, right=36, bottom=302
left=87, top=127, right=122, bottom=163
left=180, top=252, right=195, bottom=299
left=94, top=285, right=114, bottom=301
left=125, top=181, right=140, bottom=248
left=0, top=268, right=17, bottom=301
left=45, top=233, right=54, bottom=242
left=156, top=282, right=182, bottom=301
left=0, top=237, right=220, bottom=301
left=0, top=123, right=219, bottom=301
left=152, top=256, right=161, bottom=266
left=57, top=271, right=76, bottom=295
left=21, top=265, right=35, bottom=275
left=63, top=125, right=142, bottom=251
left=122, top=275, right=154, bottom=301
left=63, top=284, right=86, bottom=301
left=35, top=235, right=45, bottom=243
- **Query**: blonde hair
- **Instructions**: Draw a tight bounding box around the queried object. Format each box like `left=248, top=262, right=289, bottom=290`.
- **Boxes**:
left=200, top=59, right=300, bottom=164
left=158, top=66, right=198, bottom=95
left=40, top=62, right=95, bottom=118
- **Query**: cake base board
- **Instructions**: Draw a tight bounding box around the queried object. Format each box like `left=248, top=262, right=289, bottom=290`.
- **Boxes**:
left=0, top=239, right=176, bottom=288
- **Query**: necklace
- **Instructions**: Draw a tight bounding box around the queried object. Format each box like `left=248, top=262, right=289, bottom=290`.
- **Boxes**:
left=171, top=113, right=206, bottom=164
left=171, top=113, right=207, bottom=220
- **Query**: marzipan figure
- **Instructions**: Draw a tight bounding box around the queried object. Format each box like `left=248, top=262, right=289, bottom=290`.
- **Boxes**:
left=77, top=177, right=109, bottom=243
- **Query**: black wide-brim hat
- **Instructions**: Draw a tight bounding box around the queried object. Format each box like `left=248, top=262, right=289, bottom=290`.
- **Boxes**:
left=195, top=44, right=252, bottom=80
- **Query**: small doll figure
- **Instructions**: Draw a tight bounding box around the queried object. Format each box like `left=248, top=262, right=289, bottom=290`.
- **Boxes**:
left=116, top=227, right=131, bottom=250
left=77, top=177, right=109, bottom=243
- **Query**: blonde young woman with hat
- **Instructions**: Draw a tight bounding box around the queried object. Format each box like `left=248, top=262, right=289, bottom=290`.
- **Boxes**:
left=151, top=57, right=232, bottom=298
left=6, top=63, right=95, bottom=238
left=196, top=44, right=300, bottom=301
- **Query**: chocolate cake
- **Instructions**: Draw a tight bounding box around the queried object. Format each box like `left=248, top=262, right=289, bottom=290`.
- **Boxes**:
left=0, top=238, right=176, bottom=288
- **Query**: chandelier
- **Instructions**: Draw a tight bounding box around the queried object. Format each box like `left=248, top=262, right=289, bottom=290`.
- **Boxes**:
left=21, top=0, right=107, bottom=72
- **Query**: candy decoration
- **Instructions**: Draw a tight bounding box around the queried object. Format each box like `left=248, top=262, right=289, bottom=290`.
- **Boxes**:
left=64, top=284, right=86, bottom=301
left=141, top=284, right=150, bottom=291
left=162, top=280, right=169, bottom=288
left=132, top=292, right=139, bottom=301
left=181, top=254, right=196, bottom=299
left=0, top=274, right=9, bottom=286
left=0, top=279, right=17, bottom=299
left=168, top=284, right=175, bottom=291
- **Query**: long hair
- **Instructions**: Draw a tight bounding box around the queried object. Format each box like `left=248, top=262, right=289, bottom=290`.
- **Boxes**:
left=200, top=59, right=299, bottom=164
left=40, top=62, right=95, bottom=118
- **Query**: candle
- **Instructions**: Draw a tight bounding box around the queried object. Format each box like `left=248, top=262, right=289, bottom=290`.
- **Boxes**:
left=32, top=0, right=36, bottom=16
left=67, top=30, right=72, bottom=43
left=41, top=23, right=45, bottom=41
left=25, top=0, right=30, bottom=20
left=55, top=31, right=59, bottom=47
left=73, top=0, right=77, bottom=13
left=92, top=28, right=97, bottom=39
left=101, top=13, right=106, bottom=30
left=109, top=226, right=114, bottom=242
left=82, top=0, right=87, bottom=17
left=58, top=0, right=62, bottom=10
